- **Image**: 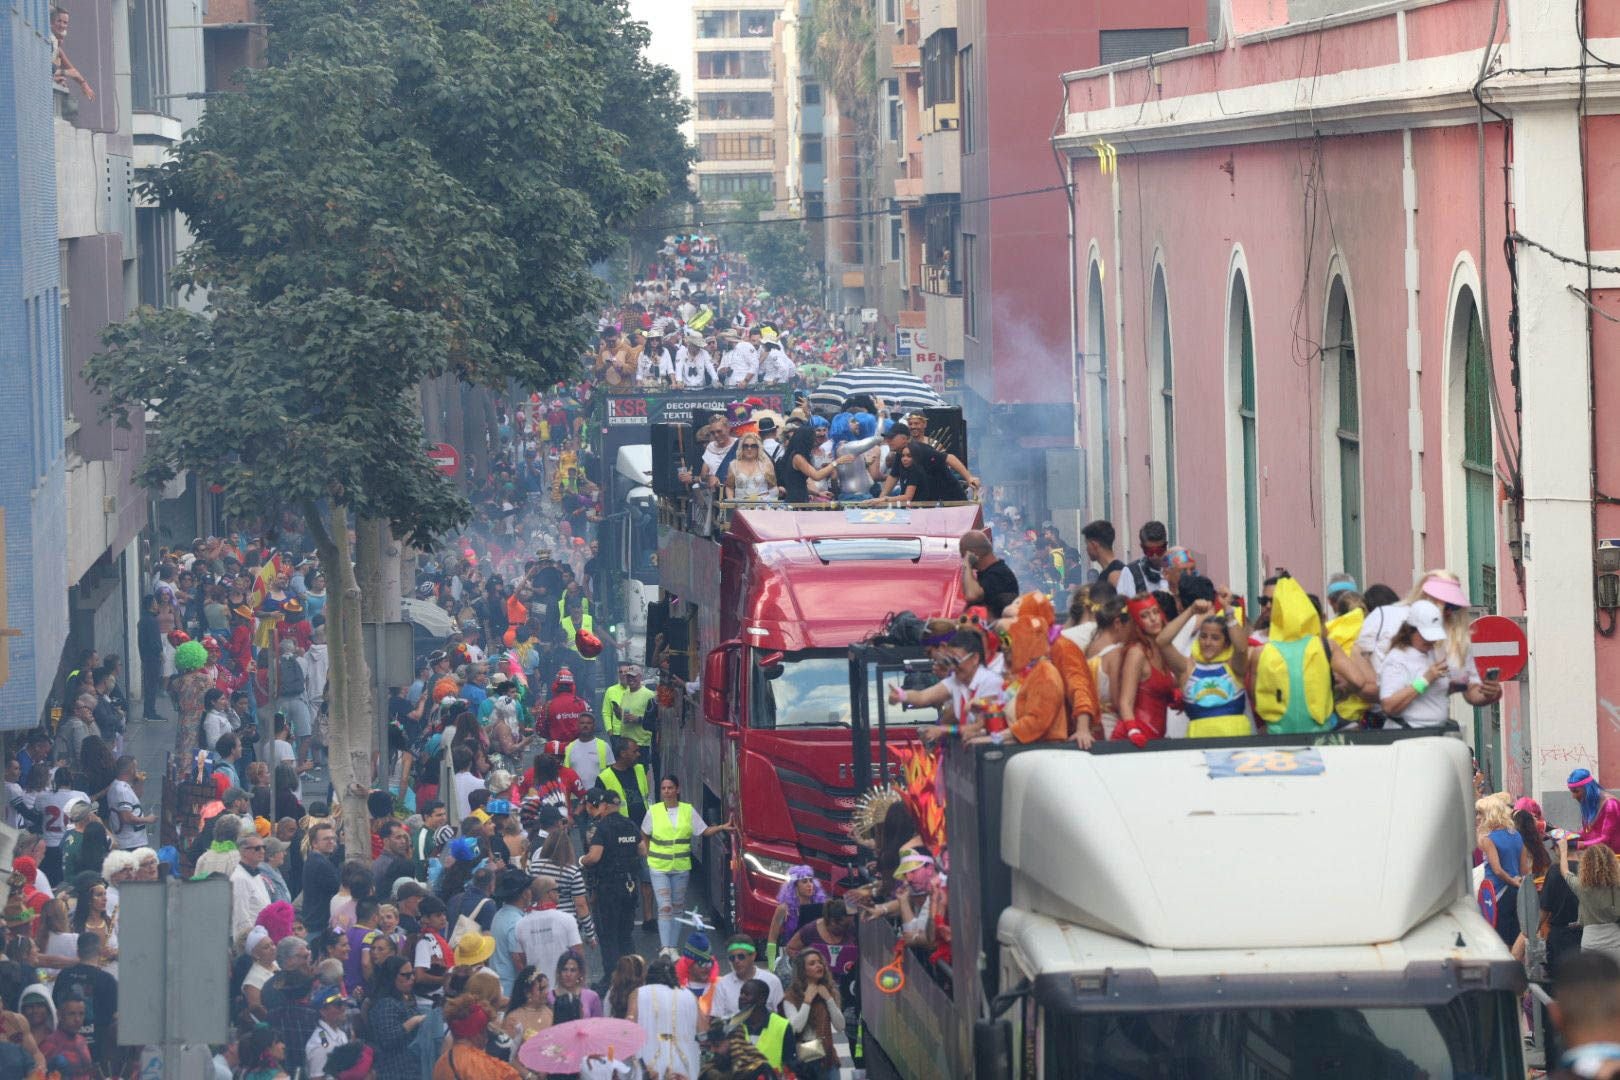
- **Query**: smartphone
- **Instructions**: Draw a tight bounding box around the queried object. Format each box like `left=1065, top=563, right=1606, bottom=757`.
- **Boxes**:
left=1485, top=666, right=1501, bottom=681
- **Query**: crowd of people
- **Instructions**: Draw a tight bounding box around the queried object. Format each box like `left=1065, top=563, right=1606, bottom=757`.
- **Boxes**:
left=592, top=235, right=892, bottom=392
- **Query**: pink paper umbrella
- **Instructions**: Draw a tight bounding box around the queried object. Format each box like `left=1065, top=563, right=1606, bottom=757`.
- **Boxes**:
left=519, top=1018, right=649, bottom=1073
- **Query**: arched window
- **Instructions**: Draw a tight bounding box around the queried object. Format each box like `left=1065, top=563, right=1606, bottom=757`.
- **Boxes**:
left=1227, top=270, right=1260, bottom=606
left=1086, top=261, right=1112, bottom=521
left=1452, top=287, right=1496, bottom=610
left=1147, top=267, right=1177, bottom=540
left=1322, top=277, right=1362, bottom=583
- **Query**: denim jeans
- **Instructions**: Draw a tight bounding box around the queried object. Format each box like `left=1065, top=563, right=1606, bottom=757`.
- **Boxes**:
left=650, top=867, right=691, bottom=949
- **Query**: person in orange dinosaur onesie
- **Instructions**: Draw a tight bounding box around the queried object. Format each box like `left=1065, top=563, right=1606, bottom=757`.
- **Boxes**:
left=968, top=592, right=1067, bottom=746
left=1007, top=593, right=1101, bottom=747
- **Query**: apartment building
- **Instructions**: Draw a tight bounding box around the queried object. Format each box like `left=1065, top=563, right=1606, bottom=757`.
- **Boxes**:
left=0, top=0, right=208, bottom=729
left=692, top=1, right=796, bottom=211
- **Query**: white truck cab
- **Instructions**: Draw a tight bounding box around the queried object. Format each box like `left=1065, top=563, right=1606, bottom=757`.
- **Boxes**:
left=860, top=732, right=1527, bottom=1079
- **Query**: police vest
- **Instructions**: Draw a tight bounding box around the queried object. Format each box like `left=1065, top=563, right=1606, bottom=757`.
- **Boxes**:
left=646, top=802, right=694, bottom=872
left=598, top=764, right=648, bottom=818
left=749, top=1012, right=791, bottom=1069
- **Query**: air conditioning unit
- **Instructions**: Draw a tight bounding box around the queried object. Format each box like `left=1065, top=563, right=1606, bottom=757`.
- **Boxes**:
left=939, top=117, right=960, bottom=130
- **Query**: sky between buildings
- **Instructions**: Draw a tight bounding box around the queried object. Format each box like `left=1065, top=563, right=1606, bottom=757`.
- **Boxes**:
left=629, top=0, right=695, bottom=109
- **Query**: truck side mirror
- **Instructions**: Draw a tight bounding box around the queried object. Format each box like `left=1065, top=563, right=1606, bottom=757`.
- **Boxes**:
left=704, top=646, right=732, bottom=725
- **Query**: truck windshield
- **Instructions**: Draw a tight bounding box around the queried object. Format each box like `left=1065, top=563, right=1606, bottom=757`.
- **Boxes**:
left=1042, top=993, right=1519, bottom=1079
left=754, top=649, right=942, bottom=730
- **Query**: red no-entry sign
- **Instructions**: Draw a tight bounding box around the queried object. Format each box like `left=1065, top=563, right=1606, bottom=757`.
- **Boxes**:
left=429, top=442, right=461, bottom=477
left=1469, top=614, right=1528, bottom=681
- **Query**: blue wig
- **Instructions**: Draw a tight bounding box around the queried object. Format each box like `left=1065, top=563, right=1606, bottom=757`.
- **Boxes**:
left=828, top=412, right=875, bottom=445
left=1570, top=768, right=1606, bottom=825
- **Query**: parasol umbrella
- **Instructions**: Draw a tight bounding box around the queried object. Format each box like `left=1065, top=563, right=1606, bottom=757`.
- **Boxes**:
left=520, top=1019, right=648, bottom=1074
left=798, top=362, right=837, bottom=385
left=401, top=597, right=457, bottom=639
left=807, top=366, right=945, bottom=412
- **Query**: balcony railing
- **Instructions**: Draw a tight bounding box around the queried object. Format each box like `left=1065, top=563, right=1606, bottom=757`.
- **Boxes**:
left=921, top=263, right=960, bottom=296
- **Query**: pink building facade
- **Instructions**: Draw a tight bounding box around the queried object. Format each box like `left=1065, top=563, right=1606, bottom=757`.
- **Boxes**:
left=1057, top=0, right=1620, bottom=812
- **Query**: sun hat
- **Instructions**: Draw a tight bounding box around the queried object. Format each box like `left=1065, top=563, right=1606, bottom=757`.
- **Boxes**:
left=453, top=930, right=496, bottom=967
left=1420, top=576, right=1469, bottom=609
left=1404, top=599, right=1448, bottom=643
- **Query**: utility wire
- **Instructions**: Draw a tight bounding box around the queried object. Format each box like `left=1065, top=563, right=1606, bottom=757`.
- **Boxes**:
left=639, top=182, right=1071, bottom=232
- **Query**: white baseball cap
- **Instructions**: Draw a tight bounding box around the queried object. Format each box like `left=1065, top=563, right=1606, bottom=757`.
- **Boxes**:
left=1405, top=599, right=1448, bottom=643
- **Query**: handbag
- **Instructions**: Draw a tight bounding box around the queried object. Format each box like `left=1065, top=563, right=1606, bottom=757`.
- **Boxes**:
left=449, top=896, right=491, bottom=948
left=798, top=1035, right=827, bottom=1063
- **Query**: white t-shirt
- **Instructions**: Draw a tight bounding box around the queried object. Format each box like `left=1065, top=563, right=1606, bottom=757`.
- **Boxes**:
left=202, top=711, right=233, bottom=755
left=414, top=933, right=452, bottom=1006
left=109, top=778, right=148, bottom=849
left=4, top=782, right=30, bottom=829
left=945, top=665, right=1004, bottom=727
left=710, top=968, right=783, bottom=1020
left=568, top=738, right=607, bottom=790
left=509, top=907, right=581, bottom=987
left=1378, top=645, right=1475, bottom=728
left=272, top=739, right=297, bottom=767
left=39, top=789, right=87, bottom=847
left=1357, top=604, right=1410, bottom=676
left=452, top=771, right=487, bottom=820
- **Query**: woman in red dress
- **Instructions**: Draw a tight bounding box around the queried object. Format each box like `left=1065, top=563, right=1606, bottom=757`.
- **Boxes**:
left=1112, top=596, right=1179, bottom=747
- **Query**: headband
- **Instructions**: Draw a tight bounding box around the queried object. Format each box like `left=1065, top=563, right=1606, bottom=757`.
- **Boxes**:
left=727, top=942, right=757, bottom=956
left=1326, top=579, right=1358, bottom=598
left=1126, top=596, right=1161, bottom=617
left=1570, top=769, right=1598, bottom=789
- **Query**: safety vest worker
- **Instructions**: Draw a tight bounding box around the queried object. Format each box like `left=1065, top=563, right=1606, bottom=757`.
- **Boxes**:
left=559, top=597, right=593, bottom=656
left=645, top=802, right=694, bottom=872
left=597, top=759, right=649, bottom=819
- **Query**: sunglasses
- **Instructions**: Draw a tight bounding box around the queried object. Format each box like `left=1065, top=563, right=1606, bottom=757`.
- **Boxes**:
left=729, top=953, right=753, bottom=962
left=240, top=844, right=265, bottom=852
left=1142, top=544, right=1168, bottom=557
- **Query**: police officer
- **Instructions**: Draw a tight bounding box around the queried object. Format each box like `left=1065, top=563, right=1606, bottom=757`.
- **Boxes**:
left=304, top=986, right=352, bottom=1079
left=580, top=787, right=642, bottom=978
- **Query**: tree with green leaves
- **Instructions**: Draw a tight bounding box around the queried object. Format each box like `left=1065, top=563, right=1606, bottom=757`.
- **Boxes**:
left=86, top=0, right=686, bottom=833
left=714, top=190, right=815, bottom=302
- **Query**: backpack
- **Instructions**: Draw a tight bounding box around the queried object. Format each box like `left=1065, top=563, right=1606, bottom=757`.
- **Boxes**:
left=277, top=655, right=305, bottom=698
left=1252, top=579, right=1334, bottom=733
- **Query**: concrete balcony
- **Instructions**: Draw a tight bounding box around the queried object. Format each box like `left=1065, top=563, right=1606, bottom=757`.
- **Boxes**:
left=892, top=43, right=920, bottom=69
left=921, top=127, right=960, bottom=195
left=894, top=176, right=924, bottom=203
left=694, top=158, right=778, bottom=174
left=694, top=118, right=778, bottom=133
left=924, top=290, right=964, bottom=361
left=694, top=36, right=774, bottom=51
left=694, top=77, right=775, bottom=95
left=919, top=0, right=956, bottom=38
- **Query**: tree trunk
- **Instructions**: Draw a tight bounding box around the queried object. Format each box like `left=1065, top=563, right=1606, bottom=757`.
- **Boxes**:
left=305, top=500, right=374, bottom=847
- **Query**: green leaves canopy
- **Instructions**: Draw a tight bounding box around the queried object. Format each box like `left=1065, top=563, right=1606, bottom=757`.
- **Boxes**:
left=89, top=0, right=689, bottom=543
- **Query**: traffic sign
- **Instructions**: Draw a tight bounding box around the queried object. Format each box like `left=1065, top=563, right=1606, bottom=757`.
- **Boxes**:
left=429, top=442, right=461, bottom=477
left=1469, top=614, right=1528, bottom=681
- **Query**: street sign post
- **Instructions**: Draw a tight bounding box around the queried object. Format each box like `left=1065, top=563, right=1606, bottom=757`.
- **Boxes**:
left=1469, top=614, right=1529, bottom=681
left=429, top=442, right=461, bottom=477
left=121, top=877, right=231, bottom=1078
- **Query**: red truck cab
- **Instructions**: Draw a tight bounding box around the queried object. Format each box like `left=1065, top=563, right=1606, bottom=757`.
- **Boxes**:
left=658, top=502, right=980, bottom=935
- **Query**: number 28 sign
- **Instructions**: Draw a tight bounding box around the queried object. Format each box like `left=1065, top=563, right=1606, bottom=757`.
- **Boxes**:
left=1203, top=748, right=1325, bottom=778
